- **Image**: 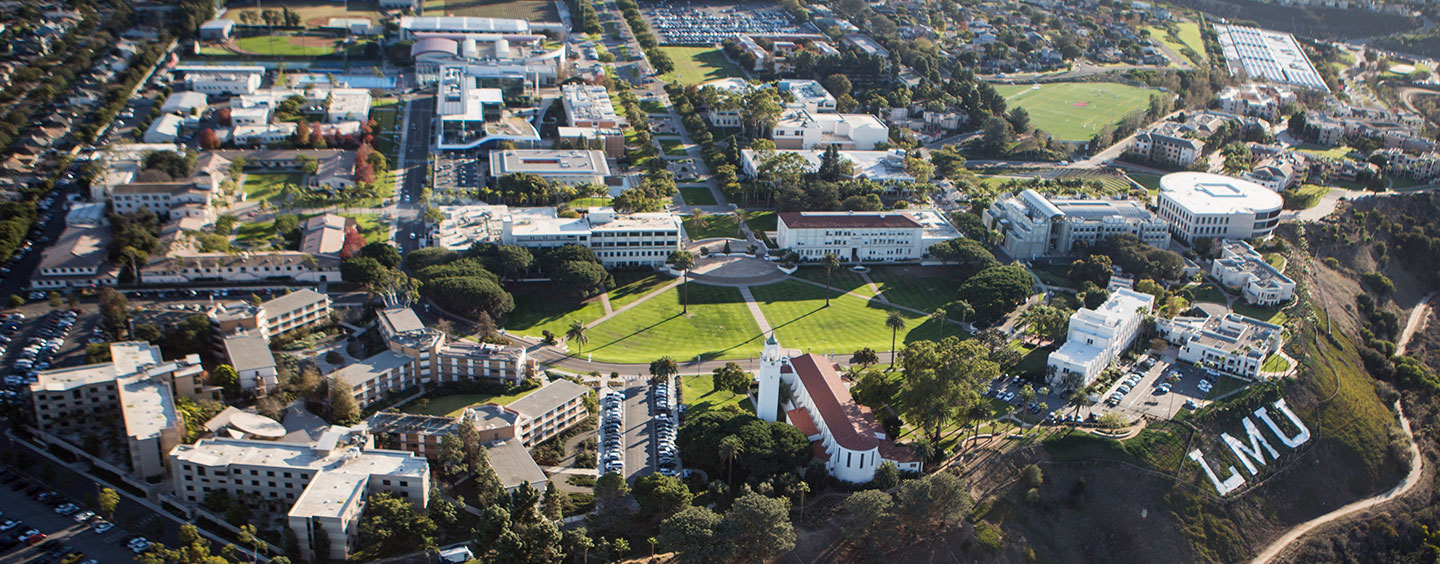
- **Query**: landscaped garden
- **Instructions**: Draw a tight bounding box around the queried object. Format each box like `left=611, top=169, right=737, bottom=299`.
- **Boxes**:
left=397, top=389, right=539, bottom=417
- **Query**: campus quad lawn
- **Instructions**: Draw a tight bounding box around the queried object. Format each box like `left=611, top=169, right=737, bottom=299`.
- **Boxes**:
left=242, top=172, right=304, bottom=205
left=678, top=186, right=718, bottom=206
left=225, top=0, right=383, bottom=26
left=341, top=213, right=389, bottom=244
left=234, top=220, right=276, bottom=246
left=660, top=139, right=689, bottom=156
left=584, top=284, right=764, bottom=363
left=683, top=214, right=740, bottom=240
left=680, top=375, right=752, bottom=414
left=236, top=34, right=338, bottom=57
left=658, top=47, right=744, bottom=85
left=789, top=266, right=875, bottom=297
left=867, top=265, right=971, bottom=313
left=568, top=197, right=613, bottom=208
left=608, top=271, right=672, bottom=310
left=506, top=282, right=608, bottom=339
left=422, top=0, right=558, bottom=20
left=751, top=280, right=944, bottom=357
left=398, top=389, right=539, bottom=417
left=993, top=82, right=1156, bottom=141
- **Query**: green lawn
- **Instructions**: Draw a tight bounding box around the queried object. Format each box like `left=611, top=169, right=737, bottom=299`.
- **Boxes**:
left=568, top=197, right=613, bottom=208
left=680, top=375, right=751, bottom=414
left=1128, top=172, right=1163, bottom=195
left=1189, top=283, right=1228, bottom=305
left=868, top=266, right=971, bottom=312
left=1261, top=354, right=1291, bottom=372
left=789, top=266, right=875, bottom=297
left=398, top=390, right=539, bottom=417
left=234, top=220, right=276, bottom=247
left=1233, top=302, right=1287, bottom=325
left=236, top=34, right=338, bottom=57
left=1031, top=263, right=1077, bottom=289
left=584, top=284, right=764, bottom=363
left=993, top=82, right=1157, bottom=141
left=1291, top=144, right=1354, bottom=161
left=341, top=213, right=389, bottom=244
left=751, top=280, right=944, bottom=357
left=242, top=172, right=304, bottom=205
left=660, top=139, right=689, bottom=156
left=678, top=187, right=718, bottom=206
left=1263, top=253, right=1287, bottom=270
left=683, top=214, right=740, bottom=240
left=743, top=210, right=777, bottom=246
left=608, top=272, right=672, bottom=310
left=506, top=283, right=608, bottom=339
left=1142, top=26, right=1192, bottom=65
left=658, top=46, right=744, bottom=85
left=640, top=100, right=668, bottom=114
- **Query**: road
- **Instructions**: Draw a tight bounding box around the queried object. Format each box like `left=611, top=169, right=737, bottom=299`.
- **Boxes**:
left=396, top=94, right=435, bottom=254
left=1396, top=292, right=1434, bottom=355
left=620, top=385, right=654, bottom=482
left=1249, top=401, right=1422, bottom=564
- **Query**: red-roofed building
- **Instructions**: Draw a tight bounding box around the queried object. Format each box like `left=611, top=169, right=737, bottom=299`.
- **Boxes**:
left=756, top=335, right=921, bottom=482
left=776, top=210, right=955, bottom=262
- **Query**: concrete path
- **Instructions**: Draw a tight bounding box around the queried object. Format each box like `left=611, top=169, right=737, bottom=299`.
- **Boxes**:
left=583, top=278, right=681, bottom=329
left=738, top=286, right=773, bottom=334
left=858, top=271, right=889, bottom=303
left=600, top=292, right=613, bottom=315
left=789, top=275, right=944, bottom=320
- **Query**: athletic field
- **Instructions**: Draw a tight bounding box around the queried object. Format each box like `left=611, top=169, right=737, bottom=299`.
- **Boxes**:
left=993, top=82, right=1156, bottom=141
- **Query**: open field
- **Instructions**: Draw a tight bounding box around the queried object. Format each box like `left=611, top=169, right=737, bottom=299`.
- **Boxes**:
left=751, top=280, right=943, bottom=357
left=226, top=0, right=383, bottom=26
left=683, top=214, right=740, bottom=240
left=680, top=375, right=751, bottom=414
left=867, top=266, right=972, bottom=313
left=678, top=186, right=717, bottom=206
left=235, top=34, right=340, bottom=56
left=658, top=46, right=743, bottom=85
left=242, top=172, right=303, bottom=205
left=421, top=0, right=558, bottom=20
left=397, top=389, right=538, bottom=417
left=583, top=284, right=764, bottom=363
left=789, top=267, right=875, bottom=298
left=506, top=283, right=609, bottom=339
left=993, top=82, right=1156, bottom=141
left=608, top=272, right=672, bottom=310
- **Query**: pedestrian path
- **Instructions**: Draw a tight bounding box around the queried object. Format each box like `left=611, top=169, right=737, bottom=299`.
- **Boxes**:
left=600, top=292, right=614, bottom=315
left=858, top=271, right=888, bottom=303
left=738, top=286, right=773, bottom=334
left=584, top=278, right=681, bottom=329
left=788, top=276, right=940, bottom=320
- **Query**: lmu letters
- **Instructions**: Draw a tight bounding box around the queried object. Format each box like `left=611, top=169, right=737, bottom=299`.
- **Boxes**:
left=1188, top=398, right=1311, bottom=496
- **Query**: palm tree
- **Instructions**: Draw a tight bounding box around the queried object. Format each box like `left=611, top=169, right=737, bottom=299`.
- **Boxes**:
left=792, top=481, right=810, bottom=519
left=719, top=435, right=744, bottom=483
left=822, top=252, right=841, bottom=307
left=930, top=308, right=948, bottom=339
left=566, top=320, right=588, bottom=354
left=649, top=356, right=678, bottom=385
left=885, top=311, right=905, bottom=370
left=667, top=250, right=697, bottom=314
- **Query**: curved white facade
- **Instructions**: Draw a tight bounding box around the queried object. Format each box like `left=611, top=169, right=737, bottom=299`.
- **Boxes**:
left=1156, top=172, right=1283, bottom=244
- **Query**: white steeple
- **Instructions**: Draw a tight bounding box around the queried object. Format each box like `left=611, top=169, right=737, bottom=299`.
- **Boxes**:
left=756, top=333, right=782, bottom=422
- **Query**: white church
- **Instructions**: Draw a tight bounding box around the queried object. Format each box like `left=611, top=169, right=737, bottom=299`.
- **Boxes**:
left=756, top=335, right=922, bottom=483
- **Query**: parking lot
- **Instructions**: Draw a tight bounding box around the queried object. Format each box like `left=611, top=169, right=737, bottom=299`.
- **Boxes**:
left=0, top=469, right=151, bottom=564
left=0, top=309, right=100, bottom=408
left=642, top=3, right=806, bottom=44
left=433, top=154, right=484, bottom=194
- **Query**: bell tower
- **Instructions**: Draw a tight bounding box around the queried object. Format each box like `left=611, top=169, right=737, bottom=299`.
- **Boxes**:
left=756, top=333, right=782, bottom=422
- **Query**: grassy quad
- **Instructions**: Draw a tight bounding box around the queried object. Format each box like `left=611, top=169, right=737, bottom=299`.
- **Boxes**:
left=867, top=266, right=972, bottom=313
left=242, top=172, right=304, bottom=205
left=789, top=266, right=875, bottom=297
left=678, top=187, right=718, bottom=206
left=993, top=82, right=1156, bottom=141
left=751, top=280, right=946, bottom=357
left=235, top=34, right=339, bottom=57
left=583, top=284, right=764, bottom=364
left=340, top=213, right=389, bottom=244
left=506, top=283, right=609, bottom=340
left=680, top=375, right=751, bottom=415
left=397, top=389, right=539, bottom=417
left=658, top=46, right=744, bottom=85
left=683, top=214, right=740, bottom=240
left=660, top=139, right=689, bottom=156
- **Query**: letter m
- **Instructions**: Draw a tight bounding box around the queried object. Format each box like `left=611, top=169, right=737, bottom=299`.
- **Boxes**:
left=1221, top=416, right=1279, bottom=476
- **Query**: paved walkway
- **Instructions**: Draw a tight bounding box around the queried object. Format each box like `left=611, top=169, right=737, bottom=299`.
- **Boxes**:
left=738, top=286, right=773, bottom=334
left=600, top=292, right=613, bottom=315
left=858, top=271, right=889, bottom=303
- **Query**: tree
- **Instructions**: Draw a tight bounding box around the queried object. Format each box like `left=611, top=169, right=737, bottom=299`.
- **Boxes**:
left=96, top=487, right=119, bottom=519
left=328, top=381, right=360, bottom=424
left=928, top=238, right=998, bottom=272
left=668, top=250, right=697, bottom=314
left=595, top=472, right=630, bottom=513
left=885, top=311, right=906, bottom=369
left=720, top=493, right=795, bottom=562
left=850, top=347, right=879, bottom=368
left=718, top=435, right=744, bottom=484
left=634, top=473, right=693, bottom=520
left=566, top=319, right=589, bottom=354
left=238, top=524, right=268, bottom=563
left=339, top=227, right=365, bottom=260
left=493, top=245, right=534, bottom=281
left=340, top=257, right=388, bottom=286
left=198, top=128, right=221, bottom=150
left=650, top=356, right=678, bottom=384
left=360, top=241, right=402, bottom=268
left=957, top=265, right=1034, bottom=323
left=1020, top=304, right=1071, bottom=343
left=1068, top=254, right=1113, bottom=287
left=210, top=364, right=240, bottom=395
left=898, top=338, right=997, bottom=446
left=981, top=117, right=1015, bottom=154
left=98, top=287, right=130, bottom=337
left=822, top=252, right=841, bottom=307
left=712, top=362, right=749, bottom=394
left=823, top=73, right=852, bottom=98
left=659, top=507, right=724, bottom=564
left=358, top=492, right=437, bottom=555
left=1007, top=106, right=1031, bottom=133
left=553, top=260, right=611, bottom=298
left=873, top=461, right=901, bottom=489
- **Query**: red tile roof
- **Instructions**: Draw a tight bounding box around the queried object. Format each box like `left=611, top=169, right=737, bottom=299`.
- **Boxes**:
left=778, top=212, right=923, bottom=230
left=789, top=354, right=883, bottom=452
left=786, top=408, right=821, bottom=437
left=811, top=441, right=831, bottom=461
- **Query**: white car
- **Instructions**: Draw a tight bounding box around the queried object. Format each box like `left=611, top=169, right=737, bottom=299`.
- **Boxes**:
left=92, top=521, right=113, bottom=534
left=72, top=510, right=94, bottom=522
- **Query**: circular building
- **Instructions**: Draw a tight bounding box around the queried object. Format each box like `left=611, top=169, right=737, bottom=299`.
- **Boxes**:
left=1157, top=172, right=1284, bottom=244
left=225, top=411, right=287, bottom=440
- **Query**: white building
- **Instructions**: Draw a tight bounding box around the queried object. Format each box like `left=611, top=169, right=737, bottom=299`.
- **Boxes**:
left=756, top=336, right=921, bottom=483
left=776, top=210, right=958, bottom=262
left=1159, top=313, right=1284, bottom=380
left=434, top=68, right=540, bottom=150
left=740, top=149, right=915, bottom=183
left=410, top=36, right=565, bottom=88
left=143, top=114, right=183, bottom=143
left=170, top=436, right=430, bottom=563
left=222, top=331, right=279, bottom=395
left=432, top=205, right=683, bottom=268
left=142, top=252, right=341, bottom=285
left=1211, top=240, right=1296, bottom=307
left=1218, top=83, right=1297, bottom=122
left=376, top=307, right=531, bottom=386
left=489, top=149, right=609, bottom=186
left=110, top=182, right=214, bottom=222
left=1213, top=25, right=1330, bottom=92
left=561, top=84, right=624, bottom=128
left=984, top=190, right=1171, bottom=260
left=772, top=109, right=889, bottom=150
left=160, top=91, right=209, bottom=117
left=776, top=79, right=837, bottom=112
left=198, top=19, right=235, bottom=40
left=178, top=65, right=264, bottom=96
left=234, top=87, right=372, bottom=124
left=1129, top=129, right=1204, bottom=167
left=398, top=16, right=531, bottom=40
left=1046, top=288, right=1156, bottom=389
left=1241, top=151, right=1306, bottom=192
left=1156, top=172, right=1284, bottom=244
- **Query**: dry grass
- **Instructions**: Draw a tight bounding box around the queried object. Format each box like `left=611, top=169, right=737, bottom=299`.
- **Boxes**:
left=225, top=0, right=385, bottom=27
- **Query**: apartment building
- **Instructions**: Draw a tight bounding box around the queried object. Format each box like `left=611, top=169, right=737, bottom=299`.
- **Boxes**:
left=1242, top=152, right=1306, bottom=191
left=210, top=289, right=332, bottom=340
left=1217, top=83, right=1297, bottom=122
left=169, top=435, right=429, bottom=562
left=771, top=109, right=889, bottom=150
left=776, top=210, right=959, bottom=262
left=984, top=190, right=1170, bottom=260
left=1211, top=239, right=1296, bottom=307
left=378, top=307, right=530, bottom=384
left=1372, top=148, right=1440, bottom=181
left=1128, top=129, right=1204, bottom=167
left=330, top=351, right=421, bottom=409
left=222, top=331, right=279, bottom=395
left=363, top=413, right=548, bottom=493
left=1159, top=313, right=1284, bottom=379
left=503, top=379, right=590, bottom=447
left=1156, top=172, right=1284, bottom=244
left=110, top=182, right=214, bottom=222
left=29, top=342, right=207, bottom=478
left=1046, top=289, right=1156, bottom=388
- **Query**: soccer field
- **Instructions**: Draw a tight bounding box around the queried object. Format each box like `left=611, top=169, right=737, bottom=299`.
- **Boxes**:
left=993, top=82, right=1157, bottom=141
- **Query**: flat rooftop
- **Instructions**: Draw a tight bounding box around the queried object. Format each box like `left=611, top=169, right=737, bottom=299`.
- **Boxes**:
left=330, top=351, right=414, bottom=388
left=1160, top=172, right=1284, bottom=215
left=561, top=84, right=622, bottom=123
left=490, top=149, right=610, bottom=177
left=223, top=332, right=276, bottom=373
left=119, top=376, right=178, bottom=441
left=1214, top=24, right=1329, bottom=92
left=37, top=224, right=109, bottom=272
left=262, top=289, right=329, bottom=316
left=507, top=379, right=588, bottom=418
